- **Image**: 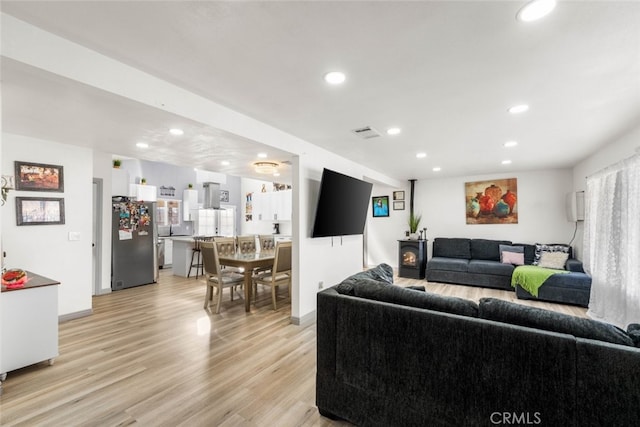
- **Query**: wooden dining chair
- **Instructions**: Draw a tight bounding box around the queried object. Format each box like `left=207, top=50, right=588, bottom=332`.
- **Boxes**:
left=259, top=234, right=276, bottom=252
left=236, top=235, right=257, bottom=254
left=201, top=241, right=244, bottom=313
left=252, top=241, right=292, bottom=310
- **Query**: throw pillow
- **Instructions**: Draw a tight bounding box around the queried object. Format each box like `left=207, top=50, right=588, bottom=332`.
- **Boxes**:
left=334, top=263, right=394, bottom=295
left=537, top=251, right=569, bottom=270
left=499, top=244, right=525, bottom=265
left=501, top=251, right=525, bottom=266
left=479, top=298, right=635, bottom=347
left=533, top=243, right=570, bottom=266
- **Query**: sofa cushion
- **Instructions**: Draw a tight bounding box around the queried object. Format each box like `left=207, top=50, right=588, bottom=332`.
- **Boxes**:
left=479, top=298, right=634, bottom=347
left=348, top=280, right=479, bottom=317
left=468, top=260, right=514, bottom=277
left=627, top=324, right=640, bottom=348
left=538, top=251, right=570, bottom=270
left=426, top=257, right=469, bottom=273
left=513, top=243, right=537, bottom=265
left=335, top=263, right=394, bottom=295
left=499, top=244, right=525, bottom=265
left=470, top=239, right=512, bottom=261
left=533, top=243, right=571, bottom=266
left=432, top=238, right=471, bottom=259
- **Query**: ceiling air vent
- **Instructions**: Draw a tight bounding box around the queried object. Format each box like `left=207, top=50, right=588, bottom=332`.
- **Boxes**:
left=351, top=126, right=381, bottom=139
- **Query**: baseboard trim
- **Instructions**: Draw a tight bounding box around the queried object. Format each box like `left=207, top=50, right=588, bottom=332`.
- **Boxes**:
left=59, top=309, right=93, bottom=323
left=291, top=310, right=316, bottom=326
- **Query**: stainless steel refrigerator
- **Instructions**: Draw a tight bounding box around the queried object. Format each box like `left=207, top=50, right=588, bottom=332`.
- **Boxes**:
left=111, top=199, right=158, bottom=290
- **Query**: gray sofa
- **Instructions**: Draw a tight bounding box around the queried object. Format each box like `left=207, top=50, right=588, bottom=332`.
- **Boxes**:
left=316, top=265, right=640, bottom=426
left=425, top=238, right=592, bottom=307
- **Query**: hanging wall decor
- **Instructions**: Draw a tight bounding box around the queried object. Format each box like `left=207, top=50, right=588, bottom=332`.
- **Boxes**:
left=14, top=161, right=64, bottom=192
left=465, top=178, right=518, bottom=224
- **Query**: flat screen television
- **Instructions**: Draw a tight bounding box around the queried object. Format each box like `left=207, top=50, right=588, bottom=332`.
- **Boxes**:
left=311, top=168, right=373, bottom=238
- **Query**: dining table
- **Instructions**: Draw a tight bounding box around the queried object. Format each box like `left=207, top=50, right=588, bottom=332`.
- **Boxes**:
left=218, top=251, right=275, bottom=312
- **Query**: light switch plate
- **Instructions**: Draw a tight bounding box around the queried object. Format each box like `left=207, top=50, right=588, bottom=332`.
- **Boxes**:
left=68, top=232, right=81, bottom=241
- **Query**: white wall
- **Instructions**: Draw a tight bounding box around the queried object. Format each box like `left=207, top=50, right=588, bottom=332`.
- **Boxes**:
left=365, top=182, right=411, bottom=268
left=2, top=133, right=93, bottom=316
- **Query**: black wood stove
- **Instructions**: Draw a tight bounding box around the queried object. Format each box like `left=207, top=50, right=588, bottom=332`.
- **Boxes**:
left=398, top=239, right=427, bottom=279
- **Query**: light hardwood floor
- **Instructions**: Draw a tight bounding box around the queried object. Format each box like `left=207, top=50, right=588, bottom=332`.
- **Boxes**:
left=0, top=270, right=585, bottom=426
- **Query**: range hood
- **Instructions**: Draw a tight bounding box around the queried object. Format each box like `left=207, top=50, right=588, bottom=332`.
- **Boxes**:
left=203, top=182, right=221, bottom=209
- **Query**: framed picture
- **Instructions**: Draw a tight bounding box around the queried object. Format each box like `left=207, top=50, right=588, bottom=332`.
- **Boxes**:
left=16, top=197, right=65, bottom=226
left=393, top=190, right=405, bottom=201
left=393, top=201, right=405, bottom=210
left=14, top=161, right=64, bottom=192
left=372, top=196, right=390, bottom=217
left=220, top=190, right=230, bottom=203
left=465, top=178, right=518, bottom=225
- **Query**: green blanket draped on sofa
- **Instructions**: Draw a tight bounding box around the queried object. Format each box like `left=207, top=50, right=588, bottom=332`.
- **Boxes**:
left=511, top=265, right=570, bottom=297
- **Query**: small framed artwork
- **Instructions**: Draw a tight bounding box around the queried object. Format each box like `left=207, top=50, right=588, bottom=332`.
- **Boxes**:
left=393, top=190, right=405, bottom=201
left=372, top=196, right=390, bottom=217
left=14, top=161, right=64, bottom=192
left=220, top=190, right=230, bottom=203
left=393, top=201, right=405, bottom=210
left=16, top=197, right=65, bottom=226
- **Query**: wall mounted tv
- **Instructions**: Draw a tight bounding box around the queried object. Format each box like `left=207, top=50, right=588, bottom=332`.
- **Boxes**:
left=311, top=168, right=373, bottom=238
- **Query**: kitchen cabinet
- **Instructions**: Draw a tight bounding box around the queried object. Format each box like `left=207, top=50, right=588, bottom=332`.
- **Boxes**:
left=183, top=189, right=198, bottom=220
left=129, top=183, right=157, bottom=202
left=111, top=168, right=130, bottom=196
left=253, top=190, right=292, bottom=221
left=1, top=272, right=59, bottom=395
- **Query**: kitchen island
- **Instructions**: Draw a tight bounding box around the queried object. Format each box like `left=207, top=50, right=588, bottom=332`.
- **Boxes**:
left=169, top=236, right=197, bottom=277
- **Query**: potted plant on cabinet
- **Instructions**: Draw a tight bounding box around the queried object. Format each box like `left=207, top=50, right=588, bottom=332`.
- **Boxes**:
left=141, top=178, right=147, bottom=185
left=408, top=212, right=422, bottom=240
left=113, top=159, right=121, bottom=169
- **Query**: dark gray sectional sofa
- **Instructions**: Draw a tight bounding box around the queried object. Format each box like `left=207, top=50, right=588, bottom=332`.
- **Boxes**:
left=425, top=237, right=592, bottom=307
left=316, top=265, right=640, bottom=426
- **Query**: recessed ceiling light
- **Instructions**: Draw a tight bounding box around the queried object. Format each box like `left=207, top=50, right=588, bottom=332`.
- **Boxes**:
left=502, top=160, right=512, bottom=165
left=432, top=167, right=441, bottom=172
left=273, top=172, right=281, bottom=177
left=504, top=141, right=518, bottom=148
left=257, top=152, right=268, bottom=159
left=136, top=142, right=149, bottom=148
left=221, top=160, right=230, bottom=166
left=416, top=152, right=427, bottom=159
left=387, top=127, right=401, bottom=136
left=508, top=104, right=529, bottom=114
left=516, top=0, right=557, bottom=22
left=169, top=128, right=184, bottom=136
left=324, top=71, right=346, bottom=85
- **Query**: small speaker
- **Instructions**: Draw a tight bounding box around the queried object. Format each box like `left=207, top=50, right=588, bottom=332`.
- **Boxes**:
left=566, top=191, right=585, bottom=222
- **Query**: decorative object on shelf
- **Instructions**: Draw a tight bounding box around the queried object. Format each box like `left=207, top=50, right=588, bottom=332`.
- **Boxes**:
left=419, top=227, right=427, bottom=240
left=465, top=178, right=518, bottom=225
left=393, top=200, right=405, bottom=210
left=393, top=190, right=405, bottom=201
left=113, top=159, right=121, bottom=169
left=1, top=175, right=15, bottom=206
left=273, top=182, right=291, bottom=191
left=159, top=186, right=176, bottom=197
left=15, top=197, right=65, bottom=226
left=372, top=196, right=390, bottom=217
left=220, top=190, right=229, bottom=203
left=14, top=161, right=64, bottom=192
left=408, top=211, right=422, bottom=239
left=245, top=192, right=253, bottom=221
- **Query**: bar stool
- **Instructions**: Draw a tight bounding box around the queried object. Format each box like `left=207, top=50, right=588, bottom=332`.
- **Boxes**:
left=188, top=236, right=208, bottom=279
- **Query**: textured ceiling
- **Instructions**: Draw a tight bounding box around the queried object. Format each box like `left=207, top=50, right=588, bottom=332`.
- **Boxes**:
left=2, top=1, right=639, bottom=181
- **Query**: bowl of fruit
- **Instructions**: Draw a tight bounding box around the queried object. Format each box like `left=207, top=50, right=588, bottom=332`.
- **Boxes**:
left=2, top=269, right=28, bottom=289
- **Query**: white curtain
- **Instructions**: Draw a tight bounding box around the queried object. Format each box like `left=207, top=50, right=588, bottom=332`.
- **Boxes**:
left=583, top=154, right=640, bottom=329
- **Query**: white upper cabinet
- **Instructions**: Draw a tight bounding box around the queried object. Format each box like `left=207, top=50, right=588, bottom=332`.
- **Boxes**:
left=252, top=189, right=291, bottom=221
left=183, top=189, right=198, bottom=220
left=129, top=183, right=157, bottom=201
